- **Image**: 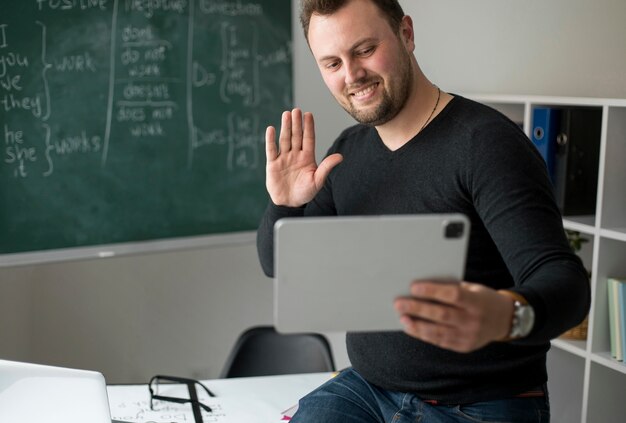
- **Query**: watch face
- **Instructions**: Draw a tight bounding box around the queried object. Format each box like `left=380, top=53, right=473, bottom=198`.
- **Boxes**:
left=517, top=304, right=535, bottom=337
left=510, top=301, right=535, bottom=338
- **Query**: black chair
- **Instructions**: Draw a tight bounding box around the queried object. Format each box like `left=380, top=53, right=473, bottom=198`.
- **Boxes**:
left=220, top=326, right=336, bottom=378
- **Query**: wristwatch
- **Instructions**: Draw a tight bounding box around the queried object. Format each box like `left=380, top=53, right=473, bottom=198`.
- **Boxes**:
left=499, top=290, right=535, bottom=339
left=510, top=299, right=535, bottom=338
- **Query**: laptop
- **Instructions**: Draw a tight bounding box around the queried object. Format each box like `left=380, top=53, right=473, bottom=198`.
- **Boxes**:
left=0, top=359, right=123, bottom=423
left=274, top=214, right=470, bottom=333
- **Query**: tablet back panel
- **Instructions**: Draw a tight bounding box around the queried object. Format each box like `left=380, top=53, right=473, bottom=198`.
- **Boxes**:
left=274, top=214, right=470, bottom=333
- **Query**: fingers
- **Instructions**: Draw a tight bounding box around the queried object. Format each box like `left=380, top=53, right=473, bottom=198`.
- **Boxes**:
left=265, top=125, right=278, bottom=161
left=270, top=109, right=312, bottom=158
left=394, top=282, right=473, bottom=328
left=278, top=110, right=292, bottom=155
left=399, top=317, right=470, bottom=352
left=395, top=297, right=481, bottom=353
left=314, top=153, right=343, bottom=189
left=394, top=296, right=465, bottom=327
left=302, top=112, right=315, bottom=153
left=291, top=108, right=303, bottom=151
left=395, top=281, right=509, bottom=352
left=408, top=280, right=463, bottom=305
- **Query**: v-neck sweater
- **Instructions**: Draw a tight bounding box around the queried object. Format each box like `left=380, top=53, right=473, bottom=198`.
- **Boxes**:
left=256, top=95, right=590, bottom=404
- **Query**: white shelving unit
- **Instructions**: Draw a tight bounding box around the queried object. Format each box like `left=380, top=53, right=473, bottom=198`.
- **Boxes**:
left=467, top=94, right=626, bottom=423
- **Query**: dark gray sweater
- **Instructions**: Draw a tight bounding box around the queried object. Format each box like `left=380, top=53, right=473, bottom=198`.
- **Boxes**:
left=257, top=96, right=590, bottom=403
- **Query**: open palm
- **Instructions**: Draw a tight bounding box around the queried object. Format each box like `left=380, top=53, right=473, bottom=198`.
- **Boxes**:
left=265, top=109, right=343, bottom=207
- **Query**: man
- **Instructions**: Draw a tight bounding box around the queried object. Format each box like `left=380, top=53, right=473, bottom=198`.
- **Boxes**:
left=257, top=0, right=590, bottom=421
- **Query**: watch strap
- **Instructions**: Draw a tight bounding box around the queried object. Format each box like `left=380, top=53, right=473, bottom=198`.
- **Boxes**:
left=498, top=289, right=528, bottom=305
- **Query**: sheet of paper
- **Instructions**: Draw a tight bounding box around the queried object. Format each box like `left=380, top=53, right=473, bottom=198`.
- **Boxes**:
left=107, top=372, right=332, bottom=423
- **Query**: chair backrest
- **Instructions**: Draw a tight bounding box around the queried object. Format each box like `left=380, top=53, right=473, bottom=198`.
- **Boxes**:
left=220, top=326, right=335, bottom=378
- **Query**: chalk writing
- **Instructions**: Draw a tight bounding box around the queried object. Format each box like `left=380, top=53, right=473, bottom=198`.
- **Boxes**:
left=199, top=0, right=263, bottom=16
left=0, top=24, right=7, bottom=48
left=124, top=0, right=187, bottom=19
left=0, top=0, right=291, bottom=254
left=2, top=1, right=287, bottom=176
left=36, top=20, right=52, bottom=122
left=3, top=123, right=36, bottom=178
left=35, top=0, right=109, bottom=12
left=111, top=0, right=186, bottom=145
left=0, top=73, right=22, bottom=91
left=0, top=24, right=42, bottom=178
left=227, top=112, right=259, bottom=170
left=219, top=21, right=259, bottom=106
left=0, top=52, right=29, bottom=78
left=192, top=61, right=217, bottom=87
left=54, top=51, right=97, bottom=72
left=0, top=93, right=42, bottom=117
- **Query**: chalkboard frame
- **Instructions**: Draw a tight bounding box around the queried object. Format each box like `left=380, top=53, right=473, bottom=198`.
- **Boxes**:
left=0, top=231, right=256, bottom=267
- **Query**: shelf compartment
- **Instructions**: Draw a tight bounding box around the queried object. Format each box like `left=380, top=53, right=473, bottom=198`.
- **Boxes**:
left=586, top=362, right=626, bottom=422
left=599, top=106, right=626, bottom=231
left=530, top=105, right=603, bottom=219
left=590, top=238, right=626, bottom=356
left=547, top=348, right=584, bottom=423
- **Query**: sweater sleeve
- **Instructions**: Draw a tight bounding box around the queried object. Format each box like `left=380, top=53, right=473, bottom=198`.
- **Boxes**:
left=256, top=202, right=306, bottom=277
left=469, top=120, right=591, bottom=344
left=256, top=141, right=343, bottom=278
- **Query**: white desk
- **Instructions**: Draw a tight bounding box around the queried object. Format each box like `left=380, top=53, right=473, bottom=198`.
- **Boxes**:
left=107, top=372, right=333, bottom=423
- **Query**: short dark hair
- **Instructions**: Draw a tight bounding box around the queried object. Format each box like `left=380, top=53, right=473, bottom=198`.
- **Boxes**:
left=300, top=0, right=405, bottom=42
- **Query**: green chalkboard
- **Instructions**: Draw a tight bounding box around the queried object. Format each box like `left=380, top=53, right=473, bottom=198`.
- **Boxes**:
left=0, top=1, right=291, bottom=255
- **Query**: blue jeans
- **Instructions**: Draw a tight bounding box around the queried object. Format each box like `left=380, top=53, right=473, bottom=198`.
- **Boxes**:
left=291, top=368, right=550, bottom=423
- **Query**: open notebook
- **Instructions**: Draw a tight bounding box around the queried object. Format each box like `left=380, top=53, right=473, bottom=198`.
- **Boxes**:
left=0, top=359, right=120, bottom=423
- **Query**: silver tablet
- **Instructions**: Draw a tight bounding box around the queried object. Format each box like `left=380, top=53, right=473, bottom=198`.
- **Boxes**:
left=274, top=214, right=470, bottom=333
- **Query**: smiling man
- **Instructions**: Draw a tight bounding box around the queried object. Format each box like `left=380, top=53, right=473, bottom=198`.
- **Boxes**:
left=256, top=1, right=590, bottom=422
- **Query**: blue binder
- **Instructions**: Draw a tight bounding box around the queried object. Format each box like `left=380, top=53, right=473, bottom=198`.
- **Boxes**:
left=531, top=107, right=561, bottom=184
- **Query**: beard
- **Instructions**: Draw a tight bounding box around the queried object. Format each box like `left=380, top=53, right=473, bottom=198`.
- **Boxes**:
left=341, top=49, right=413, bottom=126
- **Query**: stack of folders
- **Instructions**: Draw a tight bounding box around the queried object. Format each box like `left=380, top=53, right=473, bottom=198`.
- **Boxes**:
left=607, top=278, right=626, bottom=361
left=530, top=106, right=602, bottom=216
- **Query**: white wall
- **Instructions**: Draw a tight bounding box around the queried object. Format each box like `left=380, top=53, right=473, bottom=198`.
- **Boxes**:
left=0, top=243, right=349, bottom=383
left=1, top=0, right=625, bottom=384
left=413, top=0, right=626, bottom=98
left=298, top=0, right=626, bottom=158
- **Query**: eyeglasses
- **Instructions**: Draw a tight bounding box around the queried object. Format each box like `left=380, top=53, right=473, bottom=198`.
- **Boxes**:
left=148, top=375, right=216, bottom=423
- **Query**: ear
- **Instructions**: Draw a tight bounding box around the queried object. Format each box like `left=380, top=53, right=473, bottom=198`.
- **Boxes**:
left=399, top=16, right=415, bottom=51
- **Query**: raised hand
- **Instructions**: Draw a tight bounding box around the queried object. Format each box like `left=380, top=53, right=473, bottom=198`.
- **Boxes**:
left=265, top=108, right=343, bottom=207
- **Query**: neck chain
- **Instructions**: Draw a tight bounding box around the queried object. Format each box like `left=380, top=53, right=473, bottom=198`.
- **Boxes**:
left=419, top=86, right=441, bottom=133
